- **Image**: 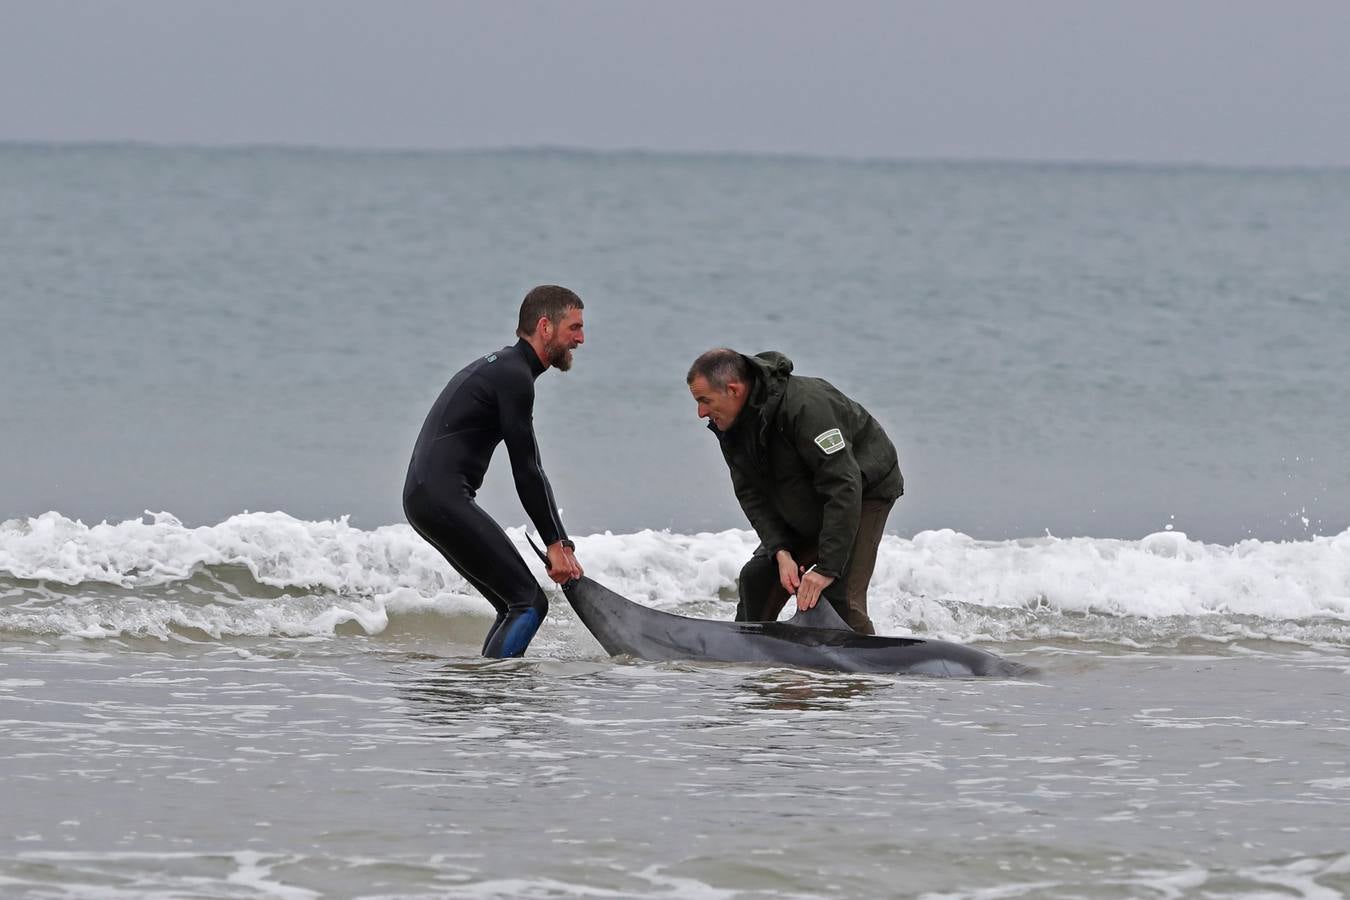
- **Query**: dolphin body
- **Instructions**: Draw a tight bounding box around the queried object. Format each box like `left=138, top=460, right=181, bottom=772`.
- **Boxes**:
left=560, top=574, right=1028, bottom=677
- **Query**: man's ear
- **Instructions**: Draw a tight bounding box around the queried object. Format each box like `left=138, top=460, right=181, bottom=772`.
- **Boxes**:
left=536, top=316, right=552, bottom=339
left=726, top=380, right=747, bottom=400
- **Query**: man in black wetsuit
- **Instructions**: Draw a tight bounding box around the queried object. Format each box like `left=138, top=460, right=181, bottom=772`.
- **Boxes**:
left=403, top=285, right=585, bottom=658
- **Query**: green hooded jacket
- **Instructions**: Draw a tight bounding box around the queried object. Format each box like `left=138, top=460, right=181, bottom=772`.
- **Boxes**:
left=712, top=351, right=904, bottom=578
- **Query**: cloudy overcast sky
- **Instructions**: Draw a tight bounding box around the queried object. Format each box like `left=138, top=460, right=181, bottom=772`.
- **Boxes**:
left=2, top=0, right=1348, bottom=166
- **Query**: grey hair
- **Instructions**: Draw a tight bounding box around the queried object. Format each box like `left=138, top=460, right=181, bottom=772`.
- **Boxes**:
left=687, top=348, right=750, bottom=391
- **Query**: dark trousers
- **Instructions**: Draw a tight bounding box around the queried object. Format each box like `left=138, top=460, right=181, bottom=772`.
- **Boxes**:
left=735, top=496, right=895, bottom=634
left=403, top=482, right=548, bottom=658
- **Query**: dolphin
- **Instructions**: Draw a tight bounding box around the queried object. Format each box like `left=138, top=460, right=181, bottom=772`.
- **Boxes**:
left=558, top=575, right=1027, bottom=676
left=525, top=536, right=1026, bottom=676
left=523, top=539, right=1020, bottom=671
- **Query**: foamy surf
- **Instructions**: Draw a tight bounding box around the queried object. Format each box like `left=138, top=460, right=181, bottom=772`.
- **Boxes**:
left=1, top=511, right=1348, bottom=647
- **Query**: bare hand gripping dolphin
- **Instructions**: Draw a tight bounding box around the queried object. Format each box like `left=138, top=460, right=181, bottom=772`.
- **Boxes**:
left=526, top=538, right=1028, bottom=677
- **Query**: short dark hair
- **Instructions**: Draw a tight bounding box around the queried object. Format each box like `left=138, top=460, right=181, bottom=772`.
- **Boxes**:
left=516, top=285, right=583, bottom=337
left=687, top=348, right=751, bottom=391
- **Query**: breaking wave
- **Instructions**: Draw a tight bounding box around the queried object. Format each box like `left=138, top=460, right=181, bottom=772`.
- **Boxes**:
left=2, top=511, right=1348, bottom=647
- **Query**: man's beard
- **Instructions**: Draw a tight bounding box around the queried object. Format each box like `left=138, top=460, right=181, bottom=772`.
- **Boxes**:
left=546, top=341, right=574, bottom=371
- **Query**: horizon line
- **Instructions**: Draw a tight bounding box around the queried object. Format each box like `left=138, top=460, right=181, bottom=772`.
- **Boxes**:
left=3, top=137, right=1348, bottom=174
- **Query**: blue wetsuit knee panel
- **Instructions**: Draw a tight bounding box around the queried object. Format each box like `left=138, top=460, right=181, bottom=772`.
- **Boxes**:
left=484, top=596, right=548, bottom=658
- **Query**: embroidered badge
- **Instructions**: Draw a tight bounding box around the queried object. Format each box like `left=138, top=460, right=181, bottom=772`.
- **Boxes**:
left=485, top=353, right=498, bottom=362
left=814, top=428, right=846, bottom=455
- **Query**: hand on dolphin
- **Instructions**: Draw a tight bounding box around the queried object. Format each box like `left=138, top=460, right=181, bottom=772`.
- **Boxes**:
left=546, top=541, right=583, bottom=584
left=775, top=550, right=803, bottom=595
left=776, top=549, right=838, bottom=611
left=795, top=568, right=836, bottom=611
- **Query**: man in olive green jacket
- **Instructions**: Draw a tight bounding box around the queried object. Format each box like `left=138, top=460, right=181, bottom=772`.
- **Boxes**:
left=687, top=348, right=903, bottom=634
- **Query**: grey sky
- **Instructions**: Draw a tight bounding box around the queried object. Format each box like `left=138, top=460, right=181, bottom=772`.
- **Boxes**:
left=3, top=0, right=1349, bottom=166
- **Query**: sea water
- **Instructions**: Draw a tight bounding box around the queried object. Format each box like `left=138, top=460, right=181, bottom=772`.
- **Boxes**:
left=3, top=144, right=1350, bottom=898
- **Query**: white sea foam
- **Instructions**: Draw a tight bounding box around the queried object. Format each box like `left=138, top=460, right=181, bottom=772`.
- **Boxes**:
left=2, top=511, right=1348, bottom=646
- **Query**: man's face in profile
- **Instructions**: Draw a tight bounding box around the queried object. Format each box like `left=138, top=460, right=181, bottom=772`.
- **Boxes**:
left=689, top=375, right=748, bottom=431
left=546, top=308, right=585, bottom=371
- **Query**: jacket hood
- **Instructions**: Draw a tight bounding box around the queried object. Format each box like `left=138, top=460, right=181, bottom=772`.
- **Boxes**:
left=745, top=351, right=794, bottom=384
left=708, top=351, right=795, bottom=437
left=727, top=351, right=792, bottom=435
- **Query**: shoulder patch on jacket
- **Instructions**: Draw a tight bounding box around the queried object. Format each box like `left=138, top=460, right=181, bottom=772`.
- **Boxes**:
left=814, top=428, right=846, bottom=455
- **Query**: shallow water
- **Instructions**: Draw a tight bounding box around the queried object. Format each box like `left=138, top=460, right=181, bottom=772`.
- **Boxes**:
left=4, top=631, right=1350, bottom=899
left=4, top=514, right=1350, bottom=895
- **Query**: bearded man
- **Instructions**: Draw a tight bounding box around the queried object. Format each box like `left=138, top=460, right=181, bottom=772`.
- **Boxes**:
left=403, top=285, right=586, bottom=657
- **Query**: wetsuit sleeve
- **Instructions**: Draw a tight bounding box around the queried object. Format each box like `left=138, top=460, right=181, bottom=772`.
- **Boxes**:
left=722, top=445, right=795, bottom=559
left=497, top=373, right=568, bottom=547
left=790, top=399, right=863, bottom=578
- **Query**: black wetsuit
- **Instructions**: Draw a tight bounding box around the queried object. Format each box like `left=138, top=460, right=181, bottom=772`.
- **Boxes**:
left=403, top=338, right=567, bottom=657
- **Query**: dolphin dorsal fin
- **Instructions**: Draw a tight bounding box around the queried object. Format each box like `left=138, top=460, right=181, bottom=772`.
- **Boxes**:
left=787, top=600, right=853, bottom=631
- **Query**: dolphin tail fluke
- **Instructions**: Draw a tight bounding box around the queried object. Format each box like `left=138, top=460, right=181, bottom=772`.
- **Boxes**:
left=523, top=532, right=550, bottom=566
